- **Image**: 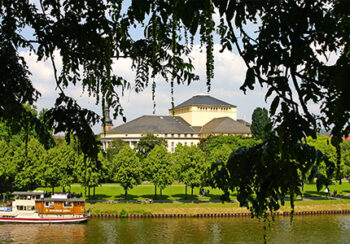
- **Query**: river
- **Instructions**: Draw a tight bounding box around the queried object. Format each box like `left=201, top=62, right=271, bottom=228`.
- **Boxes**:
left=0, top=215, right=349, bottom=243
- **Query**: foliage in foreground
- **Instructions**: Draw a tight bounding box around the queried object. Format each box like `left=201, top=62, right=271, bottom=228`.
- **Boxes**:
left=210, top=133, right=335, bottom=218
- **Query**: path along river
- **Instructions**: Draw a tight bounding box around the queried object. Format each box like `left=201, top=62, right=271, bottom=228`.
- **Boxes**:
left=0, top=215, right=349, bottom=243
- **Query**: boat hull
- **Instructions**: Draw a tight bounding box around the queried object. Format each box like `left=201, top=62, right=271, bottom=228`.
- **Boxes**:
left=0, top=216, right=88, bottom=223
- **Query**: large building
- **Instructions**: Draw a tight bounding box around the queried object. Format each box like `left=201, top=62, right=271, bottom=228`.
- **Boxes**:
left=100, top=94, right=251, bottom=152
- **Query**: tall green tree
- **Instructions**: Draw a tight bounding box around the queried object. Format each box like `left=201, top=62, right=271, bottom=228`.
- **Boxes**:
left=199, top=135, right=259, bottom=154
left=0, top=140, right=16, bottom=193
left=144, top=145, right=173, bottom=198
left=136, top=134, right=167, bottom=158
left=41, top=142, right=78, bottom=193
left=173, top=145, right=206, bottom=198
left=106, top=138, right=128, bottom=162
left=112, top=146, right=142, bottom=200
left=14, top=139, right=45, bottom=190
left=251, top=108, right=271, bottom=140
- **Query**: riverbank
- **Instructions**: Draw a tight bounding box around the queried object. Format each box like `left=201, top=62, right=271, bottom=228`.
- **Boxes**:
left=86, top=198, right=350, bottom=217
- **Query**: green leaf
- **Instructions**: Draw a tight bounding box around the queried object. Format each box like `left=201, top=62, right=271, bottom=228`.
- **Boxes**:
left=270, top=96, right=280, bottom=116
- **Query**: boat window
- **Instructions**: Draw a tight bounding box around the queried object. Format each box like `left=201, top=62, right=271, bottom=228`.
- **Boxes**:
left=64, top=202, right=72, bottom=207
left=17, top=205, right=24, bottom=210
left=26, top=206, right=35, bottom=211
left=45, top=201, right=54, bottom=207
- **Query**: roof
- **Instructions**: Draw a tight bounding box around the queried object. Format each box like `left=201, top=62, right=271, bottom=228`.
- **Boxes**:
left=201, top=117, right=251, bottom=134
left=107, top=115, right=198, bottom=134
left=237, top=119, right=251, bottom=128
left=12, top=191, right=44, bottom=196
left=172, top=95, right=236, bottom=110
left=36, top=198, right=85, bottom=202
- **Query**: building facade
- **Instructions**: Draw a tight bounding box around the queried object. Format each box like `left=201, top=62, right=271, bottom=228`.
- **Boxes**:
left=101, top=95, right=251, bottom=152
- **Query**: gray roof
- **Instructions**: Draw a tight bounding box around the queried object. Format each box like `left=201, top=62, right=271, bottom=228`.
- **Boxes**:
left=201, top=117, right=251, bottom=134
left=36, top=198, right=85, bottom=202
left=107, top=115, right=198, bottom=134
left=172, top=95, right=236, bottom=110
left=237, top=119, right=251, bottom=128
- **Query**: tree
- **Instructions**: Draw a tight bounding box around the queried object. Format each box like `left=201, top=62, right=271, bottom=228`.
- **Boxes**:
left=136, top=134, right=167, bottom=158
left=2, top=1, right=350, bottom=218
left=0, top=140, right=16, bottom=193
left=199, top=135, right=259, bottom=154
left=41, top=142, right=78, bottom=193
left=13, top=139, right=45, bottom=190
left=144, top=145, right=173, bottom=198
left=251, top=108, right=272, bottom=140
left=342, top=140, right=350, bottom=181
left=112, top=146, right=142, bottom=200
left=173, top=145, right=206, bottom=198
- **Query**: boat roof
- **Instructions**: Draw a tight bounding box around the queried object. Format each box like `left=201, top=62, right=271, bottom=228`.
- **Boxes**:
left=12, top=191, right=43, bottom=196
left=36, top=198, right=85, bottom=202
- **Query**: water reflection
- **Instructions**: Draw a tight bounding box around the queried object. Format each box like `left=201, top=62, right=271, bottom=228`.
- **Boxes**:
left=0, top=223, right=86, bottom=243
left=0, top=215, right=349, bottom=243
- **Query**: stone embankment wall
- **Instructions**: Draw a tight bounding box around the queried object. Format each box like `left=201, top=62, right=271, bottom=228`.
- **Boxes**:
left=90, top=209, right=350, bottom=218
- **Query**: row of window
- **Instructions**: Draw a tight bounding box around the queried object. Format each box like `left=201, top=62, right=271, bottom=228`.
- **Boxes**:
left=16, top=205, right=35, bottom=211
left=44, top=201, right=75, bottom=208
left=198, top=106, right=231, bottom=111
left=170, top=141, right=195, bottom=152
left=125, top=134, right=197, bottom=138
left=15, top=195, right=41, bottom=200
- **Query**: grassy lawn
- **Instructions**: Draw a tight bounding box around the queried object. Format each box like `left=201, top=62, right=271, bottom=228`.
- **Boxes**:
left=37, top=182, right=350, bottom=201
left=86, top=199, right=350, bottom=215
left=38, top=183, right=227, bottom=200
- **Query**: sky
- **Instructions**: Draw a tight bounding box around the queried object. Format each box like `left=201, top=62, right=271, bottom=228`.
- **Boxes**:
left=21, top=1, right=322, bottom=134
left=21, top=42, right=271, bottom=134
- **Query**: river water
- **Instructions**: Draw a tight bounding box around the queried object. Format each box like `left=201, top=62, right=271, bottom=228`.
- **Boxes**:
left=0, top=215, right=349, bottom=243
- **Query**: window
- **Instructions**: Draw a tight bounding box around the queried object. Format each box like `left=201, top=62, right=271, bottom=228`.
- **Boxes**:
left=45, top=201, right=54, bottom=207
left=191, top=142, right=194, bottom=146
left=184, top=134, right=187, bottom=138
left=17, top=205, right=24, bottom=210
left=171, top=142, right=175, bottom=153
left=27, top=206, right=35, bottom=211
left=64, top=202, right=73, bottom=207
left=185, top=142, right=187, bottom=146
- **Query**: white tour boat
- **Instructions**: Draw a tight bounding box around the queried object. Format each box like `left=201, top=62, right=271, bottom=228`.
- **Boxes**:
left=0, top=191, right=88, bottom=223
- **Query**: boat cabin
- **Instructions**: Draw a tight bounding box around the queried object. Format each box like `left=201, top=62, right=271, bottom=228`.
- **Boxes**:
left=35, top=193, right=85, bottom=215
left=12, top=191, right=45, bottom=212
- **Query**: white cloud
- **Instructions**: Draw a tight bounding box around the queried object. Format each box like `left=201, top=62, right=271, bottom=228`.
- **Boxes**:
left=21, top=42, right=272, bottom=133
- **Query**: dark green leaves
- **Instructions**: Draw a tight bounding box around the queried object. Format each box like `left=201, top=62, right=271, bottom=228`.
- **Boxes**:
left=240, top=68, right=255, bottom=93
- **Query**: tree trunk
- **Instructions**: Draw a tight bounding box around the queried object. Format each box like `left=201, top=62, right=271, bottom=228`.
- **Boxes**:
left=88, top=186, right=91, bottom=199
left=93, top=186, right=96, bottom=197
left=160, top=188, right=162, bottom=197
left=84, top=186, right=87, bottom=198
left=185, top=184, right=187, bottom=199
left=52, top=187, right=54, bottom=194
left=125, top=188, right=128, bottom=200
left=191, top=185, right=194, bottom=197
left=63, top=186, right=66, bottom=192
left=154, top=185, right=157, bottom=199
